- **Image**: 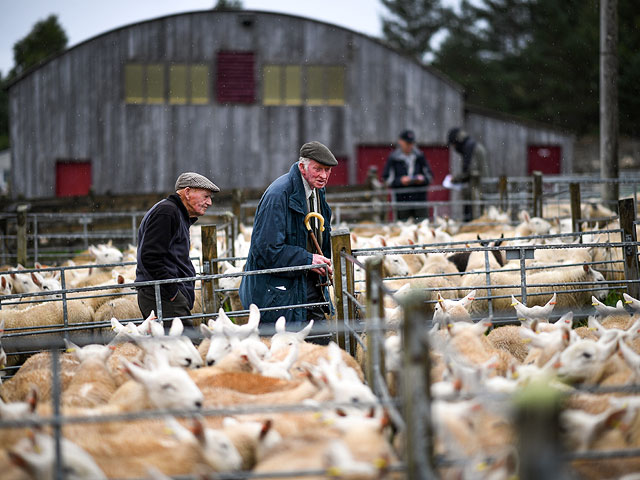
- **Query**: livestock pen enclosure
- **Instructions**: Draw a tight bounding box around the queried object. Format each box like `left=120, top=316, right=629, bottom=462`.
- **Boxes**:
left=1, top=173, right=640, bottom=479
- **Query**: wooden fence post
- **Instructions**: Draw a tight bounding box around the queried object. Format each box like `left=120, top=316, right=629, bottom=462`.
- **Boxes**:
left=365, top=256, right=386, bottom=389
left=201, top=225, right=219, bottom=319
left=499, top=175, right=508, bottom=213
left=515, top=384, right=568, bottom=480
left=532, top=171, right=543, bottom=218
left=402, top=291, right=436, bottom=479
left=16, top=204, right=28, bottom=266
left=331, top=228, right=354, bottom=350
left=469, top=170, right=481, bottom=220
left=570, top=183, right=582, bottom=235
left=232, top=188, right=244, bottom=228
left=619, top=198, right=640, bottom=299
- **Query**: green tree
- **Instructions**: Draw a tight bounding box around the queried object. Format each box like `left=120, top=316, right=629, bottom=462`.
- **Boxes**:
left=10, top=14, right=68, bottom=78
left=380, top=0, right=451, bottom=60
left=213, top=0, right=243, bottom=10
left=0, top=14, right=68, bottom=150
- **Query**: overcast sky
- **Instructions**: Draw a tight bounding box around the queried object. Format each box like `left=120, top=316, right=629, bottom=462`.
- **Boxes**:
left=0, top=0, right=388, bottom=76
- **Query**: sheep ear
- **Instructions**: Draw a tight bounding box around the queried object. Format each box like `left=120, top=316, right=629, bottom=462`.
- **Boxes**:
left=189, top=418, right=206, bottom=445
left=275, top=317, right=286, bottom=334
left=88, top=246, right=99, bottom=258
left=559, top=311, right=574, bottom=327
left=168, top=318, right=183, bottom=337
left=34, top=262, right=42, bottom=269
left=1, top=276, right=6, bottom=289
left=64, top=338, right=80, bottom=356
left=30, top=272, right=42, bottom=287
left=26, top=387, right=38, bottom=412
left=297, top=320, right=314, bottom=340
left=121, top=359, right=150, bottom=384
left=17, top=264, right=24, bottom=270
left=523, top=211, right=530, bottom=222
left=200, top=324, right=213, bottom=339
left=259, top=419, right=273, bottom=440
left=248, top=304, right=261, bottom=328
left=0, top=318, right=4, bottom=333
left=117, top=275, right=125, bottom=284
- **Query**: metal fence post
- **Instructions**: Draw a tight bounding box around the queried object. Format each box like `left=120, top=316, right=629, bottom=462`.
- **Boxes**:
left=201, top=225, right=219, bottom=318
left=365, top=256, right=386, bottom=390
left=51, top=347, right=64, bottom=480
left=402, top=291, right=436, bottom=479
left=331, top=228, right=354, bottom=349
left=232, top=188, right=244, bottom=228
left=619, top=198, right=640, bottom=299
left=16, top=204, right=28, bottom=266
left=532, top=171, right=543, bottom=218
left=33, top=216, right=39, bottom=264
left=570, top=183, right=582, bottom=234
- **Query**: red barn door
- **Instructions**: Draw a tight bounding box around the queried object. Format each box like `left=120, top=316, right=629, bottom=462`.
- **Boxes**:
left=527, top=145, right=562, bottom=175
left=328, top=157, right=349, bottom=186
left=56, top=161, right=92, bottom=197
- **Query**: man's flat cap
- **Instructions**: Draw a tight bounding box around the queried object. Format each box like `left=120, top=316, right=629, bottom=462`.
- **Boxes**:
left=175, top=172, right=220, bottom=192
left=299, top=141, right=338, bottom=167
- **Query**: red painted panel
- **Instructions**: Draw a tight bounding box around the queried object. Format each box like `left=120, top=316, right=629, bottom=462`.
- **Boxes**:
left=56, top=161, right=92, bottom=197
left=527, top=145, right=562, bottom=175
left=216, top=51, right=255, bottom=104
left=356, top=145, right=450, bottom=201
left=328, top=157, right=349, bottom=186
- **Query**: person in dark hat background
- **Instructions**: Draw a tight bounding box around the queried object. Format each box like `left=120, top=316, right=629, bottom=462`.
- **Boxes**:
left=240, top=141, right=335, bottom=329
left=447, top=128, right=489, bottom=222
left=382, top=129, right=434, bottom=221
left=136, top=172, right=219, bottom=326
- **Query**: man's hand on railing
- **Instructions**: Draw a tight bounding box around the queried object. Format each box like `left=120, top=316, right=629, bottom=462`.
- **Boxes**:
left=311, top=254, right=333, bottom=276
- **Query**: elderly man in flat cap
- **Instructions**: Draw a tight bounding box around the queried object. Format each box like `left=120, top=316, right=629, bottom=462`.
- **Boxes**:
left=240, top=141, right=336, bottom=328
left=136, top=172, right=219, bottom=326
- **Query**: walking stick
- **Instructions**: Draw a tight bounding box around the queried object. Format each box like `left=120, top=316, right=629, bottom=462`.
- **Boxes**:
left=304, top=212, right=333, bottom=286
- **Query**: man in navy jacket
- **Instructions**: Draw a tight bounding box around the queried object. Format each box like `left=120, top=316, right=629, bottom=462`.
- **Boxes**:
left=240, top=141, right=336, bottom=326
left=136, top=172, right=219, bottom=326
left=382, top=129, right=433, bottom=221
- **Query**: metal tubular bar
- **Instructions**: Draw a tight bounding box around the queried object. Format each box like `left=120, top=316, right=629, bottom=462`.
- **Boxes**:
left=51, top=348, right=64, bottom=480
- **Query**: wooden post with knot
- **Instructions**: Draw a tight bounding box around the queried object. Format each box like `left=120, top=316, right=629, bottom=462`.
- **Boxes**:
left=570, top=183, right=582, bottom=235
left=365, top=256, right=386, bottom=391
left=532, top=171, right=543, bottom=218
left=619, top=198, right=640, bottom=299
left=331, top=228, right=355, bottom=352
left=402, top=290, right=436, bottom=479
left=201, top=225, right=219, bottom=320
left=16, top=204, right=29, bottom=267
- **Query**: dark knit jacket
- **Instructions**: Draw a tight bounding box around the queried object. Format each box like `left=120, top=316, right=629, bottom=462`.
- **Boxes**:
left=135, top=194, right=197, bottom=308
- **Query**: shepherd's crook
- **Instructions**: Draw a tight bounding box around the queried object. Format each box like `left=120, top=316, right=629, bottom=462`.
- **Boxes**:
left=304, top=212, right=333, bottom=286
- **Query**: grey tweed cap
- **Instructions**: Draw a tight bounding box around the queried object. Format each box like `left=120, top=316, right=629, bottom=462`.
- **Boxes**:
left=175, top=172, right=220, bottom=192
left=299, top=141, right=338, bottom=167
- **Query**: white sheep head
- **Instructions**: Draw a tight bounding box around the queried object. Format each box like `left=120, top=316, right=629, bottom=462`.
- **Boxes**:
left=136, top=320, right=203, bottom=369
left=246, top=342, right=298, bottom=380
left=9, top=432, right=107, bottom=480
left=120, top=356, right=203, bottom=410
left=0, top=387, right=37, bottom=420
left=623, top=293, right=640, bottom=312
left=64, top=339, right=114, bottom=364
left=165, top=417, right=242, bottom=472
left=556, top=337, right=618, bottom=384
left=269, top=317, right=314, bottom=355
left=591, top=296, right=628, bottom=317
left=560, top=407, right=627, bottom=452
left=88, top=243, right=123, bottom=264
left=511, top=293, right=557, bottom=322
left=383, top=254, right=410, bottom=277
left=9, top=266, right=39, bottom=294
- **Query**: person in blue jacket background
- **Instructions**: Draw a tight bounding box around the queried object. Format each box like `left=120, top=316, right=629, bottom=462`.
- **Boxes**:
left=239, top=141, right=336, bottom=327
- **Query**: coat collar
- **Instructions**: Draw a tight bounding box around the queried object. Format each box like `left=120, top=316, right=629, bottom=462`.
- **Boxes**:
left=168, top=193, right=198, bottom=225
left=288, top=163, right=309, bottom=214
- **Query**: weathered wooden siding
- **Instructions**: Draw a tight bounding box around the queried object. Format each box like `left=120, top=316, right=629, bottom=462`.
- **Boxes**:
left=8, top=10, right=569, bottom=199
left=465, top=108, right=575, bottom=177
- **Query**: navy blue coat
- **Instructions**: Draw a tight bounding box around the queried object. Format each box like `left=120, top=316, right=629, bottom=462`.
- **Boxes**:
left=239, top=163, right=332, bottom=323
left=382, top=147, right=434, bottom=202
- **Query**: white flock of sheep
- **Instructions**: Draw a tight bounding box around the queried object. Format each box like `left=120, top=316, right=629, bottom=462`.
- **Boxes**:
left=0, top=199, right=638, bottom=479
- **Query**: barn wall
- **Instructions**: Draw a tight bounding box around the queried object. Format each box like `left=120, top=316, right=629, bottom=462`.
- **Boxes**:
left=465, top=109, right=575, bottom=177
left=9, top=10, right=465, bottom=198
